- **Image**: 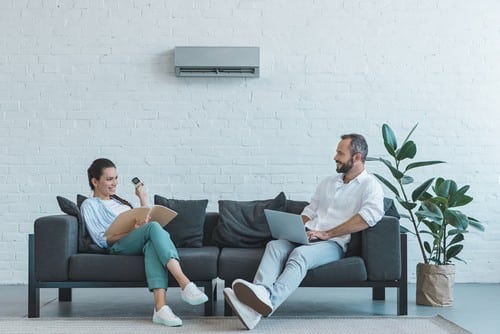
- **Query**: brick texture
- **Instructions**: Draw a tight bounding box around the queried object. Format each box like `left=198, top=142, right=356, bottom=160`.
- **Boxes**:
left=1, top=0, right=499, bottom=284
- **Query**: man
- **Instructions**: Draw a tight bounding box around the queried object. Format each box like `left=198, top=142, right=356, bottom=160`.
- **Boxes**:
left=223, top=133, right=385, bottom=330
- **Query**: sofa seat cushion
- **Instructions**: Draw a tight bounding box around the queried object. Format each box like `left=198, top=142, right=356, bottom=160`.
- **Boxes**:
left=218, top=248, right=367, bottom=286
left=69, top=247, right=220, bottom=282
left=218, top=248, right=266, bottom=283
left=301, top=256, right=367, bottom=286
left=69, top=254, right=145, bottom=281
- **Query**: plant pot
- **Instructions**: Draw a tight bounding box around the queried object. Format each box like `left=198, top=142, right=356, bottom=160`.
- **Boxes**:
left=416, top=263, right=455, bottom=307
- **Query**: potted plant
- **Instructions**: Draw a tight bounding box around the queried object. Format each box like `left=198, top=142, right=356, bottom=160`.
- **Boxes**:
left=368, top=123, right=484, bottom=306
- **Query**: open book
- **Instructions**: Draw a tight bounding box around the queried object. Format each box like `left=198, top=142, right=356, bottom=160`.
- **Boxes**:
left=104, top=205, right=177, bottom=237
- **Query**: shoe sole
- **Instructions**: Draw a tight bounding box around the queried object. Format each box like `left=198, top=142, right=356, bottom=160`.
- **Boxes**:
left=233, top=282, right=272, bottom=317
left=223, top=289, right=253, bottom=330
left=153, top=318, right=182, bottom=327
left=181, top=294, right=209, bottom=305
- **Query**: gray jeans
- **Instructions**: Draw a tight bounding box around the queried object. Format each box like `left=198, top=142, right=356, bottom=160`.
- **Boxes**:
left=254, top=239, right=344, bottom=313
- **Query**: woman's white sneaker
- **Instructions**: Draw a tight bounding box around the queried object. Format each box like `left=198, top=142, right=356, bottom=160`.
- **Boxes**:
left=152, top=305, right=182, bottom=327
left=181, top=282, right=209, bottom=305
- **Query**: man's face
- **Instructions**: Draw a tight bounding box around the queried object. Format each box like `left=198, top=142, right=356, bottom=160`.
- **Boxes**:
left=334, top=139, right=355, bottom=173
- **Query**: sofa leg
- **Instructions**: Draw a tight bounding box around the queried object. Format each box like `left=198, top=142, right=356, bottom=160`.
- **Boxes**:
left=398, top=233, right=408, bottom=315
left=372, top=287, right=385, bottom=300
left=223, top=281, right=233, bottom=316
left=202, top=281, right=215, bottom=316
left=28, top=234, right=40, bottom=318
left=59, top=288, right=72, bottom=302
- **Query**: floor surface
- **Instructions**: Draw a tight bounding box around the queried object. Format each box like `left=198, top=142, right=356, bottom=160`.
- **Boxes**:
left=1, top=282, right=498, bottom=334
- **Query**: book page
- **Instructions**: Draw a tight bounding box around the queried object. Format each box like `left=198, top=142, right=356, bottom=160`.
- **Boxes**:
left=104, top=205, right=177, bottom=237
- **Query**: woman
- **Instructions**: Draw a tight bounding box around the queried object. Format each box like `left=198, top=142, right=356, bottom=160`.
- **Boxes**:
left=81, top=158, right=208, bottom=327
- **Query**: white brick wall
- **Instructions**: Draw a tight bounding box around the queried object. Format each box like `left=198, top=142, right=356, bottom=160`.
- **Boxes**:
left=1, top=0, right=499, bottom=284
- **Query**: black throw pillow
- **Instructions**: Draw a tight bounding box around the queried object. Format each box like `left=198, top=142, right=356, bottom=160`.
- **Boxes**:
left=285, top=199, right=309, bottom=215
left=212, top=192, right=287, bottom=248
left=154, top=195, right=208, bottom=248
left=56, top=195, right=97, bottom=253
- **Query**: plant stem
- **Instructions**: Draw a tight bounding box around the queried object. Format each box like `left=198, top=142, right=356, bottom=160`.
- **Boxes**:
left=398, top=179, right=429, bottom=264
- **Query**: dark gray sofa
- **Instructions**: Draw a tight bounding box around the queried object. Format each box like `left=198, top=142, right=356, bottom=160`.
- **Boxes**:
left=29, top=206, right=407, bottom=318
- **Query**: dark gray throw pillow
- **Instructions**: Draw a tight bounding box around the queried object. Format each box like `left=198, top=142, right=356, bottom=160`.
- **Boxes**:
left=285, top=199, right=309, bottom=215
left=212, top=192, right=287, bottom=248
left=56, top=195, right=101, bottom=253
left=154, top=195, right=208, bottom=248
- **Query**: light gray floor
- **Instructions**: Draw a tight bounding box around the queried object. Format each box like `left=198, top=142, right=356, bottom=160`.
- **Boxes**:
left=1, top=282, right=498, bottom=334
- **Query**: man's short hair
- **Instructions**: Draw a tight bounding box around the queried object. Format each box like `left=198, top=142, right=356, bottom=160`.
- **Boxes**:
left=341, top=133, right=368, bottom=162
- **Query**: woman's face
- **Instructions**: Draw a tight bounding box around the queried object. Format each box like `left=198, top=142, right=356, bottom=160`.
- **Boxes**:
left=91, top=167, right=118, bottom=200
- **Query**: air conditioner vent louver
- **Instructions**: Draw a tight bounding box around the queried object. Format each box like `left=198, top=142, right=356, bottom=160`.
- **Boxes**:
left=175, top=47, right=260, bottom=77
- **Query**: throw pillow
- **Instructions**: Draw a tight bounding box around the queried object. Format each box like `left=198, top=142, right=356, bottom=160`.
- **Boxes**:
left=212, top=192, right=287, bottom=248
left=153, top=195, right=208, bottom=248
left=285, top=199, right=309, bottom=215
left=56, top=195, right=97, bottom=253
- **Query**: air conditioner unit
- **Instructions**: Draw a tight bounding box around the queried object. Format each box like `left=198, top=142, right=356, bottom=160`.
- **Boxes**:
left=174, top=46, right=260, bottom=77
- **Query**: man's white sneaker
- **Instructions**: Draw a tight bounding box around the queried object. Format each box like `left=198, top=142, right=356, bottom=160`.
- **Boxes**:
left=223, top=288, right=261, bottom=330
left=181, top=282, right=209, bottom=305
left=232, top=279, right=273, bottom=317
left=152, top=305, right=182, bottom=327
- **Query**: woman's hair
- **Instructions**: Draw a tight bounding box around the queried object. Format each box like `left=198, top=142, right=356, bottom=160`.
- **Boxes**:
left=87, top=158, right=116, bottom=190
left=87, top=158, right=133, bottom=209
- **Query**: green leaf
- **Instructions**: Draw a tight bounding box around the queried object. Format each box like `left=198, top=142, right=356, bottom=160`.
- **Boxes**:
left=468, top=218, right=485, bottom=232
left=397, top=198, right=417, bottom=211
left=405, top=160, right=446, bottom=172
left=379, top=158, right=404, bottom=180
left=446, top=244, right=463, bottom=260
left=411, top=178, right=435, bottom=202
left=435, top=179, right=456, bottom=198
left=396, top=140, right=417, bottom=160
left=416, top=201, right=443, bottom=223
left=445, top=209, right=469, bottom=230
left=424, top=241, right=432, bottom=254
left=401, top=175, right=413, bottom=185
left=399, top=225, right=412, bottom=234
left=373, top=174, right=400, bottom=197
left=401, top=123, right=418, bottom=146
left=449, top=234, right=464, bottom=246
left=382, top=124, right=397, bottom=156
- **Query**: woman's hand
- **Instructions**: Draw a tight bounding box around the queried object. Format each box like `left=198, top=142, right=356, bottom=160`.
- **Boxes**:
left=135, top=183, right=149, bottom=207
left=134, top=214, right=151, bottom=229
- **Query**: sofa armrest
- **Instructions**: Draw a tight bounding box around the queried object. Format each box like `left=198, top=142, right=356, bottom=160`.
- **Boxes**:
left=34, top=214, right=78, bottom=281
left=361, top=216, right=401, bottom=281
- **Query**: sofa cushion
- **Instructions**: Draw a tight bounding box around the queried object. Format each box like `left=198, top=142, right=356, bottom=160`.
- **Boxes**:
left=68, top=247, right=220, bottom=282
left=56, top=196, right=104, bottom=253
left=218, top=248, right=266, bottom=283
left=301, top=256, right=368, bottom=285
left=285, top=199, right=309, bottom=214
left=154, top=196, right=208, bottom=248
left=212, top=192, right=287, bottom=248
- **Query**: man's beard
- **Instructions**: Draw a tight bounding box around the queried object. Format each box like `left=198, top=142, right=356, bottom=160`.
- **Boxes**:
left=336, top=157, right=354, bottom=173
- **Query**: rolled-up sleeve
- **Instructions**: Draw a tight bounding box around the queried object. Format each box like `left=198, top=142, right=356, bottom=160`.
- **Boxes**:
left=358, top=179, right=385, bottom=227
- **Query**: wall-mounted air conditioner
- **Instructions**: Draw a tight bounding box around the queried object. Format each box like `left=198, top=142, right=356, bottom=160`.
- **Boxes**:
left=174, top=46, right=260, bottom=77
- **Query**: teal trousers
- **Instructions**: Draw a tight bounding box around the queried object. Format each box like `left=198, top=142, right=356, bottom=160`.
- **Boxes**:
left=109, top=222, right=179, bottom=290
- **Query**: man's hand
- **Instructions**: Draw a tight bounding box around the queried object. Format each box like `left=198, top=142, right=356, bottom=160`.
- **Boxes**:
left=306, top=230, right=330, bottom=241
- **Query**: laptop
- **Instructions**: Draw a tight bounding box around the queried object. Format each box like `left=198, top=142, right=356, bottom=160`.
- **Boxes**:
left=264, top=209, right=319, bottom=245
